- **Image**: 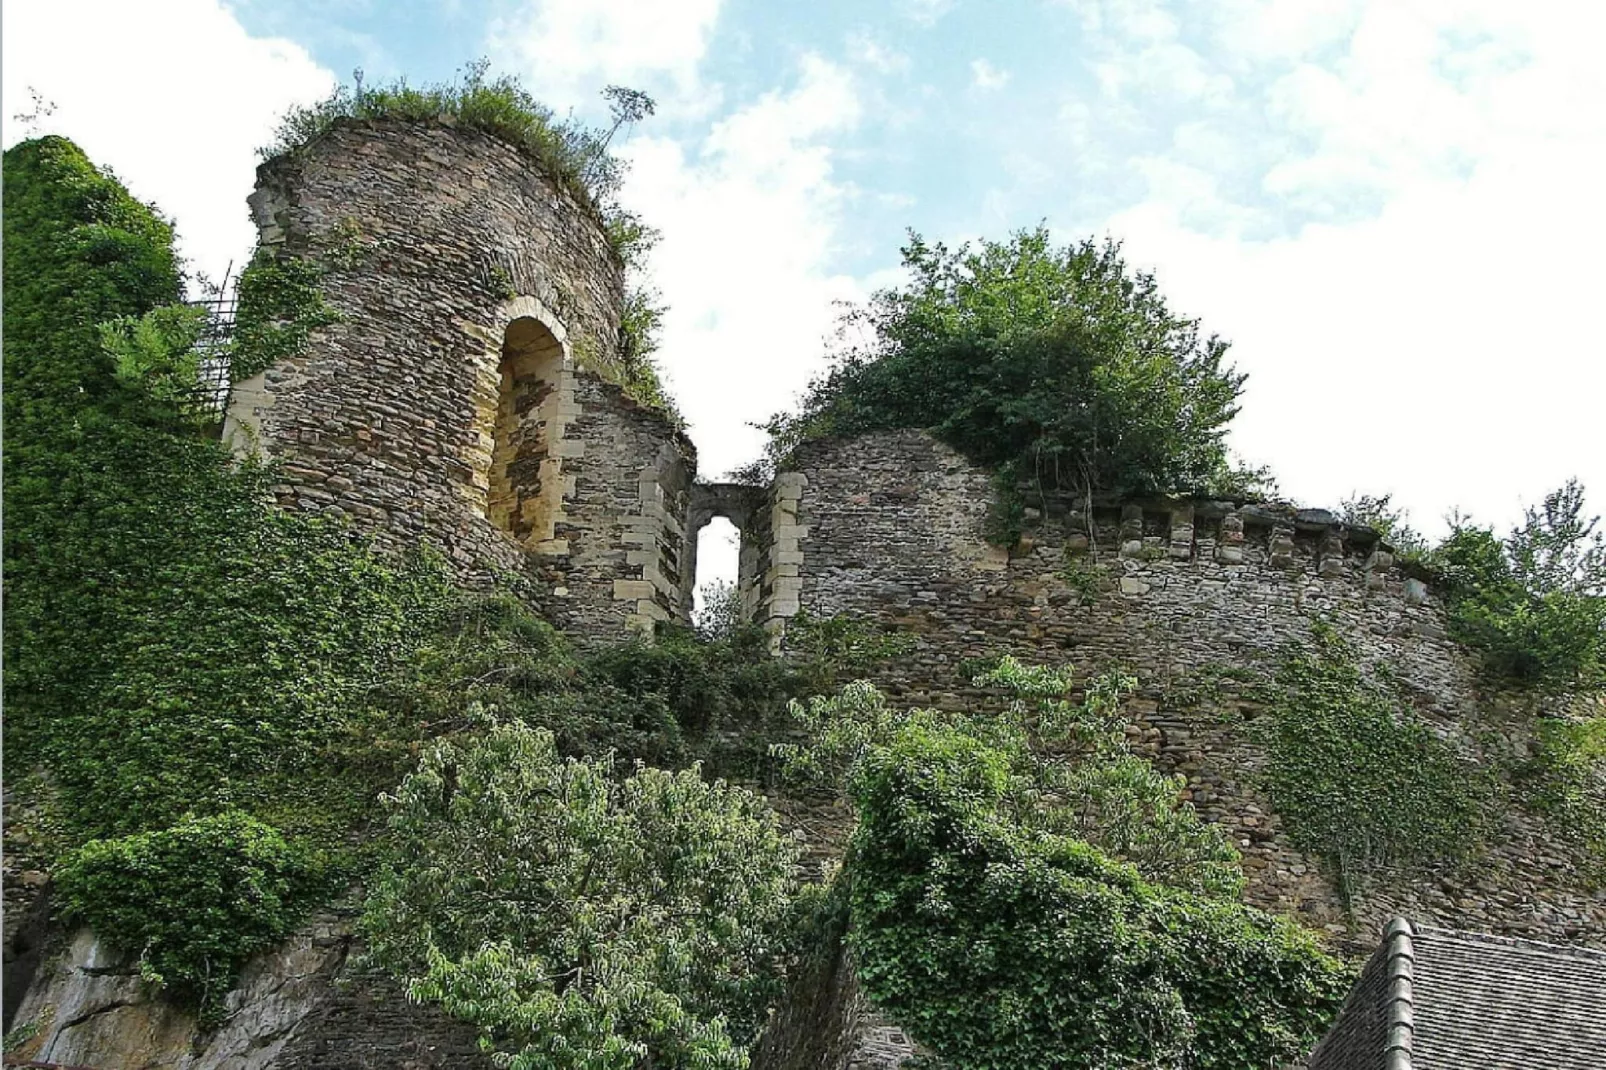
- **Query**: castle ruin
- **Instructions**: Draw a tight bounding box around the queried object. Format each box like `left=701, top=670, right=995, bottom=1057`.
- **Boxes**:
left=10, top=117, right=1599, bottom=1069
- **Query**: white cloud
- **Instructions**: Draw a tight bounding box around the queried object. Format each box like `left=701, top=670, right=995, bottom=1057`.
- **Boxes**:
left=1079, top=0, right=1606, bottom=531
left=970, top=59, right=1011, bottom=91
left=488, top=0, right=724, bottom=115
left=1, top=0, right=335, bottom=288
left=901, top=0, right=956, bottom=27
left=617, top=54, right=866, bottom=479
left=848, top=31, right=911, bottom=75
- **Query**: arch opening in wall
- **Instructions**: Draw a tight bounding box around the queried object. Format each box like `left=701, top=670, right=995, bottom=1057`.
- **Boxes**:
left=487, top=316, right=566, bottom=546
left=692, top=517, right=743, bottom=635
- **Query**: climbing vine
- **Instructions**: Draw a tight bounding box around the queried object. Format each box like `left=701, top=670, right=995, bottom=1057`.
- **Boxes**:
left=777, top=662, right=1348, bottom=1069
left=229, top=249, right=341, bottom=380
left=1262, top=625, right=1491, bottom=887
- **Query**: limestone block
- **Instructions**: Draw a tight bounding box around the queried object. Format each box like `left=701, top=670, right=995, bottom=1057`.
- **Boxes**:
left=612, top=579, right=657, bottom=601
left=1120, top=577, right=1152, bottom=596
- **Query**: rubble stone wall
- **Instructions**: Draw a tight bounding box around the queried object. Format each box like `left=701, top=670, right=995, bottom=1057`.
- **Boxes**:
left=219, top=118, right=694, bottom=638
left=779, top=429, right=1606, bottom=949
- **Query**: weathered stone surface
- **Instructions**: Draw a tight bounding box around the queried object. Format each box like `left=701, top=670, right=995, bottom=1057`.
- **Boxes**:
left=7, top=916, right=491, bottom=1070
left=220, top=118, right=695, bottom=642
left=777, top=430, right=1605, bottom=950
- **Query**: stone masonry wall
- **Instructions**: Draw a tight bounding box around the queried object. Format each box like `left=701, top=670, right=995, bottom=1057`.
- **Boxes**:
left=220, top=118, right=693, bottom=638
left=779, top=430, right=1606, bottom=949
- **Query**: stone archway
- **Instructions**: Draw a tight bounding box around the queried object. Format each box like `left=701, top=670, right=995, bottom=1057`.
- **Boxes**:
left=486, top=315, right=566, bottom=546
left=685, top=482, right=769, bottom=624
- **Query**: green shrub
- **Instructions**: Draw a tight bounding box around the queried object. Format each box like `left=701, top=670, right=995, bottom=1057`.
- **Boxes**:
left=55, top=812, right=323, bottom=1020
left=1263, top=627, right=1491, bottom=884
left=1434, top=482, right=1606, bottom=690
left=842, top=717, right=1348, bottom=1070
left=759, top=228, right=1252, bottom=508
left=361, top=722, right=803, bottom=1070
left=780, top=658, right=1243, bottom=900
left=773, top=665, right=1345, bottom=1068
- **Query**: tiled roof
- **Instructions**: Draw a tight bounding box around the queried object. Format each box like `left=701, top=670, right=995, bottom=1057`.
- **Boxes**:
left=1307, top=918, right=1606, bottom=1070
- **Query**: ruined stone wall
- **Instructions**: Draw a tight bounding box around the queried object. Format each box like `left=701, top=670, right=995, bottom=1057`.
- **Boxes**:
left=221, top=118, right=693, bottom=638
left=777, top=429, right=1606, bottom=948
left=545, top=371, right=696, bottom=638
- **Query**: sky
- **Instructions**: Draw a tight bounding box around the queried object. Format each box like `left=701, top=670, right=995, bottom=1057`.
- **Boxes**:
left=5, top=0, right=1605, bottom=598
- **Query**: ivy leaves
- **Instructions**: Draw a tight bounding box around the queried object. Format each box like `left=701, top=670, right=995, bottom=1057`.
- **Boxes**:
left=777, top=661, right=1346, bottom=1069
left=1263, top=627, right=1491, bottom=884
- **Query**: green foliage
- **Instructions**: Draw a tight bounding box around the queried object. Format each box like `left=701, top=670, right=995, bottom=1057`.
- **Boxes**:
left=782, top=659, right=1243, bottom=900
left=1518, top=715, right=1606, bottom=876
left=361, top=722, right=803, bottom=1070
left=372, top=594, right=868, bottom=778
left=783, top=610, right=918, bottom=686
left=264, top=61, right=656, bottom=266
left=616, top=284, right=679, bottom=422
left=1059, top=550, right=1106, bottom=606
left=99, top=303, right=214, bottom=425
left=1340, top=492, right=1429, bottom=558
left=4, top=136, right=447, bottom=849
left=230, top=249, right=341, bottom=380
left=694, top=579, right=746, bottom=642
left=55, top=812, right=324, bottom=1020
left=793, top=674, right=1348, bottom=1069
left=1, top=136, right=183, bottom=426
left=761, top=227, right=1250, bottom=507
left=1263, top=627, right=1491, bottom=884
left=1434, top=482, right=1606, bottom=689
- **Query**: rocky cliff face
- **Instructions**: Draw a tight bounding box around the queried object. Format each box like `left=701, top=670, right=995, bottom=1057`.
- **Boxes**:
left=5, top=914, right=490, bottom=1070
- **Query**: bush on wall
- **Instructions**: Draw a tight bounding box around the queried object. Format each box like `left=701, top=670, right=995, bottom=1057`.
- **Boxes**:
left=757, top=227, right=1262, bottom=519
left=54, top=812, right=325, bottom=1021
left=777, top=662, right=1347, bottom=1069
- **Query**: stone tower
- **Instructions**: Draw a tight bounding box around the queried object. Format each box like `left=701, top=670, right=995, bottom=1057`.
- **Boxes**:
left=223, top=118, right=696, bottom=637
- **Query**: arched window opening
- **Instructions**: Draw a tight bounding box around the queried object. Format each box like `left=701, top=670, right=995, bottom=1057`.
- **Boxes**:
left=692, top=517, right=742, bottom=638
left=488, top=316, right=565, bottom=545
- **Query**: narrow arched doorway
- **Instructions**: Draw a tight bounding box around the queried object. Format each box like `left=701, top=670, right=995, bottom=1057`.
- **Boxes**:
left=487, top=316, right=566, bottom=546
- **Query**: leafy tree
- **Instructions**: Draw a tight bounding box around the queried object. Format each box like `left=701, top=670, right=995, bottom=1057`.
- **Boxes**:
left=778, top=668, right=1348, bottom=1069
left=361, top=722, right=804, bottom=1070
left=761, top=228, right=1252, bottom=507
left=1435, top=480, right=1606, bottom=688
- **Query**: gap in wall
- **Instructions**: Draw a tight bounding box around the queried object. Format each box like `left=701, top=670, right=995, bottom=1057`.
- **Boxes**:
left=693, top=517, right=741, bottom=631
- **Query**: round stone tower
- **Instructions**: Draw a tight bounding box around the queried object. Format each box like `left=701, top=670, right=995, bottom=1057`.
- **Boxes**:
left=224, top=118, right=695, bottom=638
